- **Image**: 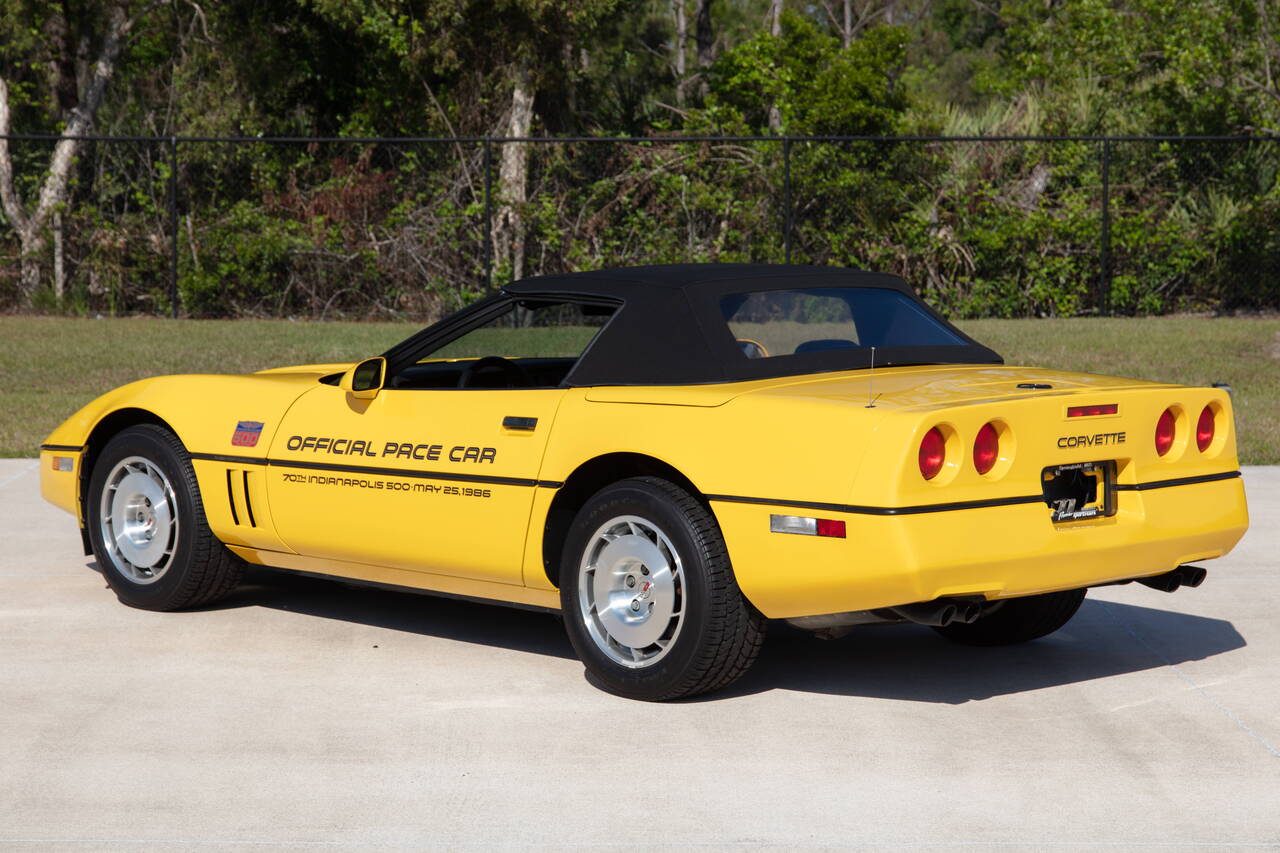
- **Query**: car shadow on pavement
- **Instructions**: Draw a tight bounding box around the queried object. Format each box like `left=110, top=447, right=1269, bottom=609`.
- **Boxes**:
left=717, top=597, right=1245, bottom=703
left=196, top=565, right=578, bottom=660
left=125, top=564, right=1245, bottom=702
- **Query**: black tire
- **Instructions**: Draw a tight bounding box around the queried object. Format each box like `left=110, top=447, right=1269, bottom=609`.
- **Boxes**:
left=559, top=477, right=766, bottom=701
left=86, top=424, right=244, bottom=610
left=932, top=588, right=1086, bottom=646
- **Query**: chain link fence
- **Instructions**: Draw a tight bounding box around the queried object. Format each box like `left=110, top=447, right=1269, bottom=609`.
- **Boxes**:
left=1, top=135, right=1277, bottom=319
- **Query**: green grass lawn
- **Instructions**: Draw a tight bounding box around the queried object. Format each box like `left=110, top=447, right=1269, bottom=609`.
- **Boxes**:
left=3, top=315, right=1277, bottom=463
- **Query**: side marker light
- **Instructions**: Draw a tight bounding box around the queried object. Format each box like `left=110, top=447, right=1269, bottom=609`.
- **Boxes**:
left=770, top=515, right=846, bottom=538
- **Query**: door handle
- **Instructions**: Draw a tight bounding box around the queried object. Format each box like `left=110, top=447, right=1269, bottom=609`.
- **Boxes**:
left=502, top=416, right=538, bottom=431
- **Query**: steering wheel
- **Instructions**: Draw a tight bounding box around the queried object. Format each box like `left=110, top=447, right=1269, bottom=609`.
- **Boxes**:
left=457, top=356, right=529, bottom=389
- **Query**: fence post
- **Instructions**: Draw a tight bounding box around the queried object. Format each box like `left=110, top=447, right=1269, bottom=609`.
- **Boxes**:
left=1099, top=138, right=1112, bottom=316
left=168, top=135, right=179, bottom=318
left=483, top=138, right=493, bottom=291
left=783, top=137, right=792, bottom=264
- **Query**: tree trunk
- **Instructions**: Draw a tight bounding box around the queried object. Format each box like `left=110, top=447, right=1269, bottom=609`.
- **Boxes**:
left=18, top=231, right=46, bottom=296
left=843, top=0, right=853, bottom=48
left=53, top=211, right=65, bottom=304
left=0, top=1, right=147, bottom=303
left=767, top=0, right=783, bottom=134
left=493, top=65, right=535, bottom=284
left=672, top=0, right=688, bottom=106
left=694, top=0, right=716, bottom=98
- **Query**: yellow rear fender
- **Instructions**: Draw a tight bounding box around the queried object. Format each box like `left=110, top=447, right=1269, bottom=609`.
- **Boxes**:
left=534, top=451, right=707, bottom=589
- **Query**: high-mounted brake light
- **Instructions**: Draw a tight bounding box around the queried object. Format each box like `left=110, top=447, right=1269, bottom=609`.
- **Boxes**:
left=1196, top=405, right=1215, bottom=452
left=1155, top=408, right=1176, bottom=456
left=973, top=422, right=999, bottom=475
left=919, top=427, right=946, bottom=480
left=1068, top=403, right=1118, bottom=417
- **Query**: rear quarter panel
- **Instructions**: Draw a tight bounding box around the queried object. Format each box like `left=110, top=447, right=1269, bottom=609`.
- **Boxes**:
left=533, top=371, right=1247, bottom=618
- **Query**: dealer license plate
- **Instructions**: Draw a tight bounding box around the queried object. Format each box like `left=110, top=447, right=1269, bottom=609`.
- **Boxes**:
left=1042, top=461, right=1116, bottom=523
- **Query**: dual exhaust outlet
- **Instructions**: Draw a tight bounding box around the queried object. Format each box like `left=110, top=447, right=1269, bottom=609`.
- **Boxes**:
left=1135, top=564, right=1207, bottom=593
left=887, top=597, right=983, bottom=628
left=896, top=565, right=1210, bottom=625
left=790, top=565, right=1209, bottom=637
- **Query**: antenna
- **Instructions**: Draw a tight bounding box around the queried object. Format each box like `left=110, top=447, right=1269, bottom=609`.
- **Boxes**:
left=865, top=346, right=877, bottom=408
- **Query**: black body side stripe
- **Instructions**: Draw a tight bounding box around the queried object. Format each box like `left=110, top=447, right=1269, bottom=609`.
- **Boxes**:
left=267, top=457, right=540, bottom=486
left=188, top=451, right=563, bottom=489
left=709, top=468, right=1241, bottom=516
left=191, top=452, right=266, bottom=466
left=706, top=493, right=1045, bottom=516
left=1114, top=470, right=1241, bottom=491
left=188, top=453, right=1239, bottom=507
left=40, top=443, right=84, bottom=453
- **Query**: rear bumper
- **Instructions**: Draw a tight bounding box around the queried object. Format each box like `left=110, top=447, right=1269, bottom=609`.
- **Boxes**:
left=713, top=474, right=1249, bottom=619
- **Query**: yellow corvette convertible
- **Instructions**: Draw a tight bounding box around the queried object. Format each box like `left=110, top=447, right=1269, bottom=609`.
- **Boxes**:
left=40, top=265, right=1249, bottom=699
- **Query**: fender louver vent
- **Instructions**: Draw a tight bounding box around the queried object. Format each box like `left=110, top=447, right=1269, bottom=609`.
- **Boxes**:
left=225, top=469, right=257, bottom=527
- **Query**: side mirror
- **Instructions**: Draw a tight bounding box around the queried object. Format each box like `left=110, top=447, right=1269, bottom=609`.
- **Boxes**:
left=340, top=357, right=386, bottom=400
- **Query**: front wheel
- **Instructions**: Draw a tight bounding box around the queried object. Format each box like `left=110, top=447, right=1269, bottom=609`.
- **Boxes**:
left=932, top=588, right=1086, bottom=646
left=87, top=424, right=244, bottom=611
left=559, top=477, right=765, bottom=701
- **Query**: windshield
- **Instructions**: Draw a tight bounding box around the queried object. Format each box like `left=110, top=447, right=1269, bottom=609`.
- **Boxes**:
left=721, top=287, right=968, bottom=360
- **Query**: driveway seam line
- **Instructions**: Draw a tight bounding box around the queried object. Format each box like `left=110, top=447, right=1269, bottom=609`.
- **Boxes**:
left=0, top=460, right=38, bottom=491
left=1109, top=605, right=1279, bottom=759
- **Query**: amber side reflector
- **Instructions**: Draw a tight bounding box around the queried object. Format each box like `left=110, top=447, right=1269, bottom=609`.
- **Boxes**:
left=1068, top=404, right=1118, bottom=417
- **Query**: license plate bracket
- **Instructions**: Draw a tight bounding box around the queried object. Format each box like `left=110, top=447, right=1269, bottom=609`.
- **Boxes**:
left=1042, top=461, right=1116, bottom=522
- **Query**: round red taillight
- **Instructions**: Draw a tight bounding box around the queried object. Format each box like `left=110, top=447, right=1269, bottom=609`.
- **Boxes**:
left=1196, top=405, right=1215, bottom=452
left=919, top=427, right=946, bottom=480
left=973, top=422, right=999, bottom=475
left=1155, top=408, right=1176, bottom=456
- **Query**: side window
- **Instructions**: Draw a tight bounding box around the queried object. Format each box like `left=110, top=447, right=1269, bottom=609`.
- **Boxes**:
left=721, top=287, right=966, bottom=358
left=723, top=290, right=858, bottom=358
left=391, top=300, right=616, bottom=390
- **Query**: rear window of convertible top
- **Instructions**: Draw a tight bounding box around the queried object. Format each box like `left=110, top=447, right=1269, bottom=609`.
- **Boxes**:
left=720, top=287, right=967, bottom=360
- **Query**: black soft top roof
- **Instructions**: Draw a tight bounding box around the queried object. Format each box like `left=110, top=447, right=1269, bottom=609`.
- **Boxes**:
left=503, top=264, right=1002, bottom=386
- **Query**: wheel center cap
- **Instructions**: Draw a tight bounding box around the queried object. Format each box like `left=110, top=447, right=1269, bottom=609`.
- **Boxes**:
left=591, top=535, right=676, bottom=650
left=110, top=471, right=174, bottom=569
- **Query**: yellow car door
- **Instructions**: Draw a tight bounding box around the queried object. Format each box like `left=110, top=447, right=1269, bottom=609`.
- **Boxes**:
left=264, top=295, right=616, bottom=587
left=266, top=383, right=565, bottom=586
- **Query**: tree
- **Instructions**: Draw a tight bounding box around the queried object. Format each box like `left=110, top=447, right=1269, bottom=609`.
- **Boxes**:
left=303, top=0, right=620, bottom=283
left=672, top=0, right=689, bottom=105
left=0, top=0, right=162, bottom=303
left=705, top=10, right=909, bottom=136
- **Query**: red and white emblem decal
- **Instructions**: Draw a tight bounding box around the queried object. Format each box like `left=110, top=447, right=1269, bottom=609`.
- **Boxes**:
left=231, top=421, right=264, bottom=448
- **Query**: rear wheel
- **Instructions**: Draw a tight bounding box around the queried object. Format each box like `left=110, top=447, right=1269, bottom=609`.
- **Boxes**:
left=559, top=477, right=765, bottom=701
left=932, top=588, right=1086, bottom=646
left=87, top=424, right=244, bottom=610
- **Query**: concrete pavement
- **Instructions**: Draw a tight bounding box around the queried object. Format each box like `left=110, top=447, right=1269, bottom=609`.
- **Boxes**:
left=0, top=459, right=1276, bottom=851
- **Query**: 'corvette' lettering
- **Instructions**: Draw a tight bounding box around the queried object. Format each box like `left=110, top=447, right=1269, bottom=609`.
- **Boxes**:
left=284, top=435, right=494, bottom=463
left=1057, top=432, right=1126, bottom=449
